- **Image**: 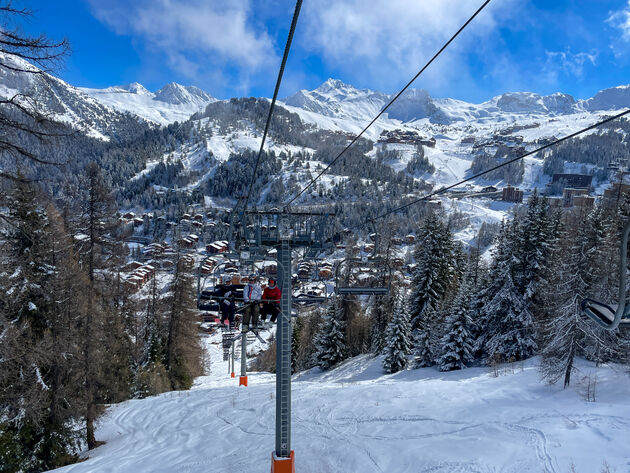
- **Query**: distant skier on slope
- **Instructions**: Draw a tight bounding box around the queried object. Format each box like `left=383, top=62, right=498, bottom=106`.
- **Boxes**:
left=242, top=274, right=262, bottom=332
left=260, top=277, right=281, bottom=326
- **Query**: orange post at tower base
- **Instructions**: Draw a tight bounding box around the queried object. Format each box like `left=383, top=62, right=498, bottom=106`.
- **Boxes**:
left=231, top=372, right=235, bottom=378
left=239, top=376, right=248, bottom=386
left=270, top=451, right=295, bottom=473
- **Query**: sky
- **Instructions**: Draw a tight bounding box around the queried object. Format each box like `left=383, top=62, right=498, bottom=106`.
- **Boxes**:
left=16, top=0, right=630, bottom=103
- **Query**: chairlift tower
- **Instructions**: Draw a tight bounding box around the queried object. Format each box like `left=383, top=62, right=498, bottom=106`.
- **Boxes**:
left=230, top=208, right=334, bottom=472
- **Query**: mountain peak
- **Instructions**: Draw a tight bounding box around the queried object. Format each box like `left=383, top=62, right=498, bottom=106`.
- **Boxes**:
left=154, top=82, right=213, bottom=106
left=120, top=82, right=151, bottom=96
left=315, top=78, right=362, bottom=95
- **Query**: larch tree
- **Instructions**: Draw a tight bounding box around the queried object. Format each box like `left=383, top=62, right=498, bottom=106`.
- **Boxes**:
left=165, top=252, right=203, bottom=390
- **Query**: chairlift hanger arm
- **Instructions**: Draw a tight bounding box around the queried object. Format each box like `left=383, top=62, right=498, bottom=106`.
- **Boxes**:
left=582, top=221, right=630, bottom=330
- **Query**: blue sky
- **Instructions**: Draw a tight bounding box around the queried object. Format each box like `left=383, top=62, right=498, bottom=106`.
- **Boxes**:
left=20, top=0, right=630, bottom=102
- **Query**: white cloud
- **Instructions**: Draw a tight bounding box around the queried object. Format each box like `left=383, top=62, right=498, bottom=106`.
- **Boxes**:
left=607, top=1, right=630, bottom=59
left=301, top=0, right=517, bottom=94
left=608, top=1, right=630, bottom=41
left=88, top=0, right=276, bottom=86
left=544, top=49, right=598, bottom=81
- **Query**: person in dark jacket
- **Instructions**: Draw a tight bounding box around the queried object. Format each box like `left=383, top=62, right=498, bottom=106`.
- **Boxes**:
left=215, top=275, right=236, bottom=329
left=260, top=277, right=281, bottom=325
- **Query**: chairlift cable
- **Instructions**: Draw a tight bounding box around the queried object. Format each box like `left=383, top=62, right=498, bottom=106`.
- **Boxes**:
left=242, top=0, right=303, bottom=210
left=283, top=0, right=493, bottom=208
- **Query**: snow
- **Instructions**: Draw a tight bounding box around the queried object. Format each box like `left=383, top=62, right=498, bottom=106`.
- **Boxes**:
left=51, top=329, right=630, bottom=473
left=81, top=83, right=215, bottom=125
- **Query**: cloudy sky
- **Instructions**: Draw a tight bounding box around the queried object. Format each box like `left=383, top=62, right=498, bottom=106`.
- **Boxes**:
left=22, top=0, right=630, bottom=102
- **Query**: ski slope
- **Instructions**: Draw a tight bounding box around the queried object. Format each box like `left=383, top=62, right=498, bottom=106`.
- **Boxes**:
left=52, top=333, right=630, bottom=473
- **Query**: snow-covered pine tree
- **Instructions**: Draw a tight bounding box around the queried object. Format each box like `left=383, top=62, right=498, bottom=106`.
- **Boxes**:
left=383, top=293, right=412, bottom=373
left=483, top=220, right=537, bottom=362
left=413, top=304, right=437, bottom=368
left=313, top=297, right=347, bottom=370
left=409, top=213, right=453, bottom=329
left=512, top=189, right=552, bottom=327
left=438, top=272, right=474, bottom=371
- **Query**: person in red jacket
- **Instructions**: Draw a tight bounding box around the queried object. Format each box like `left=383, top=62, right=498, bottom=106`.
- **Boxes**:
left=260, top=277, right=282, bottom=325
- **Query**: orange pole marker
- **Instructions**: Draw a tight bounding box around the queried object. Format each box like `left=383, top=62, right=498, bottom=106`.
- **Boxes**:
left=270, top=451, right=295, bottom=473
left=239, top=376, right=248, bottom=387
left=231, top=372, right=235, bottom=378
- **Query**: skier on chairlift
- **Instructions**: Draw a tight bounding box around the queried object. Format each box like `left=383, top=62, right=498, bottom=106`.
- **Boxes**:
left=215, top=275, right=235, bottom=329
left=242, top=273, right=262, bottom=332
left=261, top=277, right=281, bottom=327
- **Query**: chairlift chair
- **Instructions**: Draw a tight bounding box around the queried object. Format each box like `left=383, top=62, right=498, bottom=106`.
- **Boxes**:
left=334, top=257, right=391, bottom=296
left=581, top=221, right=630, bottom=330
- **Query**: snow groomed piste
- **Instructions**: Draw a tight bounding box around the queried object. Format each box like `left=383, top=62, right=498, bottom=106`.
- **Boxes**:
left=52, top=336, right=630, bottom=473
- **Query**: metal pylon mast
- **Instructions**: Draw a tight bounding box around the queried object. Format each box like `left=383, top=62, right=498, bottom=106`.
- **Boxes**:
left=228, top=209, right=333, bottom=466
left=276, top=238, right=292, bottom=457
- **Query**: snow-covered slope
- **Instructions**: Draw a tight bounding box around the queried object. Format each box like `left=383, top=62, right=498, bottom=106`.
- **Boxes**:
left=51, top=332, right=630, bottom=473
left=81, top=82, right=215, bottom=125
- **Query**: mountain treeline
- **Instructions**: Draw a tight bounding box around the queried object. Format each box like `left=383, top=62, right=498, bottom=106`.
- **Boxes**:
left=284, top=192, right=630, bottom=381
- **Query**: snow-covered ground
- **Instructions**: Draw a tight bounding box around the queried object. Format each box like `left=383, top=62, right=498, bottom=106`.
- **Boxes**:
left=51, top=330, right=630, bottom=473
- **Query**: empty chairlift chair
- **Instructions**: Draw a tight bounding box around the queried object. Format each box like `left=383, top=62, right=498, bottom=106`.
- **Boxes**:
left=334, top=257, right=391, bottom=296
left=581, top=220, right=630, bottom=330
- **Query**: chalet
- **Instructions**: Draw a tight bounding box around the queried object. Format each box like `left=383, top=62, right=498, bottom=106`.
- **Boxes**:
left=180, top=255, right=195, bottom=270
left=193, top=214, right=204, bottom=221
left=206, top=240, right=229, bottom=254
left=124, top=261, right=143, bottom=272
left=122, top=211, right=136, bottom=219
left=405, top=234, right=416, bottom=244
left=200, top=262, right=215, bottom=275
left=133, top=217, right=144, bottom=227
left=318, top=261, right=334, bottom=279
left=179, top=236, right=196, bottom=248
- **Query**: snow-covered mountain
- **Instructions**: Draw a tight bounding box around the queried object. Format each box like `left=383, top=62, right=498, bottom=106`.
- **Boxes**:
left=0, top=52, right=146, bottom=140
left=81, top=82, right=215, bottom=125
left=282, top=79, right=626, bottom=127
left=3, top=52, right=630, bottom=241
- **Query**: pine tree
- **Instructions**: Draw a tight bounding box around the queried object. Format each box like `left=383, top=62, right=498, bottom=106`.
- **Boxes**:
left=313, top=297, right=347, bottom=370
left=483, top=221, right=537, bottom=362
left=438, top=274, right=474, bottom=371
left=383, top=294, right=412, bottom=373
left=413, top=305, right=437, bottom=368
left=409, top=213, right=455, bottom=344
